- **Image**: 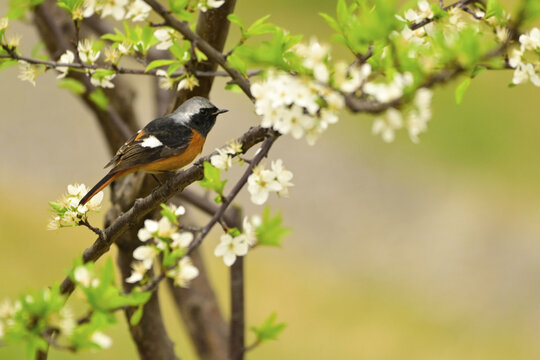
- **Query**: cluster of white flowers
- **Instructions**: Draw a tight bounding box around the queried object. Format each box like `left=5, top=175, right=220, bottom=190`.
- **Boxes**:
left=509, top=28, right=540, bottom=87
left=126, top=205, right=199, bottom=287
left=198, top=0, right=225, bottom=13
left=214, top=216, right=259, bottom=266
left=372, top=88, right=433, bottom=143
left=247, top=159, right=293, bottom=205
left=47, top=184, right=104, bottom=230
left=210, top=140, right=242, bottom=171
left=75, top=0, right=151, bottom=22
left=251, top=70, right=342, bottom=145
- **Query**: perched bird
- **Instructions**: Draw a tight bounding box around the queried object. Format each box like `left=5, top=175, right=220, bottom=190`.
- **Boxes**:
left=79, top=96, right=227, bottom=206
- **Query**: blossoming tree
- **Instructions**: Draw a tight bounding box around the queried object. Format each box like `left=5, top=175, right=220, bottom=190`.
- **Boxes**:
left=0, top=0, right=539, bottom=359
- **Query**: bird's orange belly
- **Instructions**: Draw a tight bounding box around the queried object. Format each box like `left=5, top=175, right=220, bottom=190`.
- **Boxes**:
left=140, top=131, right=205, bottom=173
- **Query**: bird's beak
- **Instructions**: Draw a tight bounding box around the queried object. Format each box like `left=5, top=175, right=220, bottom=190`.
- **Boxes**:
left=213, top=109, right=228, bottom=116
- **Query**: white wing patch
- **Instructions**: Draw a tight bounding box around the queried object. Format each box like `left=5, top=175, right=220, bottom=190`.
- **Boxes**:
left=141, top=135, right=163, bottom=148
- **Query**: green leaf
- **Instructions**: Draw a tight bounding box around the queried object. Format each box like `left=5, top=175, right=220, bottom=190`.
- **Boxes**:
left=319, top=12, right=340, bottom=33
left=485, top=0, right=504, bottom=20
left=160, top=203, right=178, bottom=225
left=250, top=313, right=286, bottom=343
left=471, top=66, right=487, bottom=78
left=227, top=52, right=247, bottom=76
left=169, top=0, right=193, bottom=20
left=225, top=83, right=243, bottom=93
left=227, top=13, right=245, bottom=31
left=130, top=306, right=144, bottom=326
left=194, top=48, right=208, bottom=62
left=48, top=201, right=64, bottom=212
left=145, top=59, right=178, bottom=72
left=58, top=78, right=86, bottom=95
left=455, top=78, right=471, bottom=105
left=0, top=59, right=17, bottom=70
left=245, top=15, right=275, bottom=37
left=199, top=162, right=227, bottom=196
left=89, top=88, right=109, bottom=110
left=256, top=208, right=290, bottom=247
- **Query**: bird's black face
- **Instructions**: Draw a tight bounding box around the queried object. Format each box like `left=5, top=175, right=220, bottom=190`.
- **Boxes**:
left=189, top=105, right=228, bottom=137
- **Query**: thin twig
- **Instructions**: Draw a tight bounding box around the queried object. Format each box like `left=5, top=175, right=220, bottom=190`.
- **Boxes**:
left=0, top=53, right=261, bottom=78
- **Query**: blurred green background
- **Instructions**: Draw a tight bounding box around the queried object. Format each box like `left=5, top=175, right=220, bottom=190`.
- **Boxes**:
left=2, top=0, right=540, bottom=359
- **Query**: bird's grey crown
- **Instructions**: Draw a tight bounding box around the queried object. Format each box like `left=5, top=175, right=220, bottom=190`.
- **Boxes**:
left=169, top=96, right=216, bottom=124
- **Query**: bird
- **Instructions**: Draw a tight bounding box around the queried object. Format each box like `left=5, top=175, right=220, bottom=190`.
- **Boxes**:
left=79, top=96, right=228, bottom=206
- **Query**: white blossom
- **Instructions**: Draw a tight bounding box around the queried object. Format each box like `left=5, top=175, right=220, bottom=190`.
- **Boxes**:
left=508, top=48, right=524, bottom=69
left=0, top=299, right=16, bottom=319
left=339, top=63, right=371, bottom=93
left=82, top=0, right=96, bottom=17
left=104, top=47, right=120, bottom=64
left=270, top=159, right=293, bottom=197
left=210, top=148, right=233, bottom=170
left=133, top=245, right=157, bottom=269
left=214, top=234, right=249, bottom=266
left=126, top=0, right=151, bottom=22
left=372, top=108, right=403, bottom=143
left=169, top=204, right=186, bottom=216
left=404, top=0, right=433, bottom=23
left=171, top=232, right=193, bottom=249
left=78, top=39, right=100, bottom=64
left=198, top=0, right=225, bottom=12
left=118, top=41, right=132, bottom=55
left=512, top=63, right=540, bottom=86
left=0, top=17, right=8, bottom=31
left=91, top=73, right=116, bottom=88
left=91, top=331, right=113, bottom=349
left=155, top=70, right=175, bottom=90
left=154, top=28, right=175, bottom=50
left=519, top=28, right=540, bottom=52
left=56, top=50, right=75, bottom=79
left=407, top=88, right=433, bottom=143
left=6, top=33, right=21, bottom=48
left=177, top=75, right=199, bottom=91
left=98, top=0, right=128, bottom=20
left=17, top=61, right=38, bottom=86
left=74, top=266, right=94, bottom=287
left=243, top=215, right=261, bottom=246
left=247, top=165, right=282, bottom=205
left=364, top=72, right=413, bottom=103
left=48, top=307, right=76, bottom=336
left=125, top=261, right=148, bottom=283
left=167, top=257, right=199, bottom=287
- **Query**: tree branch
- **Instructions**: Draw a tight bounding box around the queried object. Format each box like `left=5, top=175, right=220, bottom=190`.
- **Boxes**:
left=57, top=125, right=269, bottom=297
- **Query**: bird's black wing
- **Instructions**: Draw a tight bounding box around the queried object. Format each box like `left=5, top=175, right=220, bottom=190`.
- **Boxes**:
left=106, top=116, right=194, bottom=173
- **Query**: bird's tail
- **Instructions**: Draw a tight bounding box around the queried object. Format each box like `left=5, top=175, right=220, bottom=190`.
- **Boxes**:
left=79, top=171, right=123, bottom=206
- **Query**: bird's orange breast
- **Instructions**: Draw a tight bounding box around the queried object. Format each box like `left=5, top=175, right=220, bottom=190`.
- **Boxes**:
left=140, top=130, right=205, bottom=173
